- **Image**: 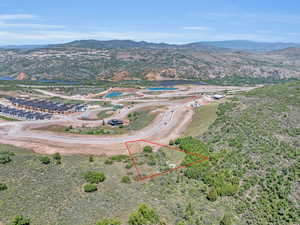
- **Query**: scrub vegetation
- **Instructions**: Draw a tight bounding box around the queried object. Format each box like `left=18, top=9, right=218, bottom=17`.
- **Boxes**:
left=0, top=81, right=299, bottom=225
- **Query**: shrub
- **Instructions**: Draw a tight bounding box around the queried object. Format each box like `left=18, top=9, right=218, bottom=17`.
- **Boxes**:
left=0, top=155, right=12, bottom=164
left=207, top=188, right=218, bottom=201
left=128, top=204, right=160, bottom=225
left=220, top=213, right=233, bottom=225
left=125, top=163, right=133, bottom=169
left=39, top=156, right=50, bottom=164
left=0, top=183, right=8, bottom=191
left=121, top=176, right=131, bottom=183
left=105, top=159, right=114, bottom=165
left=96, top=218, right=121, bottom=225
left=174, top=138, right=181, bottom=145
left=53, top=152, right=61, bottom=160
left=84, top=171, right=106, bottom=183
left=83, top=183, right=98, bottom=192
left=169, top=140, right=174, bottom=145
left=89, top=155, right=94, bottom=162
left=143, top=146, right=153, bottom=153
left=9, top=215, right=30, bottom=225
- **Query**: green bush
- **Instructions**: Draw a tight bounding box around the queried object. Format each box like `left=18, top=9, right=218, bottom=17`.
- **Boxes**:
left=39, top=156, right=50, bottom=164
left=105, top=159, right=114, bottom=165
left=53, top=152, right=61, bottom=160
left=0, top=183, right=8, bottom=191
left=128, top=204, right=160, bottom=225
left=84, top=171, right=106, bottom=184
left=0, top=155, right=12, bottom=164
left=220, top=213, right=233, bottom=225
left=207, top=188, right=218, bottom=201
left=169, top=140, right=174, bottom=145
left=96, top=218, right=121, bottom=225
left=125, top=163, right=133, bottom=169
left=83, top=183, right=98, bottom=192
left=89, top=155, right=94, bottom=162
left=9, top=215, right=30, bottom=225
left=143, top=146, right=153, bottom=153
left=121, top=176, right=131, bottom=183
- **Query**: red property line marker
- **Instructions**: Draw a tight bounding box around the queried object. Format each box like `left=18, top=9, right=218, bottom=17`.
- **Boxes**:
left=124, top=139, right=209, bottom=181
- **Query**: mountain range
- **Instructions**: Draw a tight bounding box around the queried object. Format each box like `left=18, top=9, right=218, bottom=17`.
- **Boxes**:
left=0, top=39, right=300, bottom=83
left=2, top=40, right=300, bottom=52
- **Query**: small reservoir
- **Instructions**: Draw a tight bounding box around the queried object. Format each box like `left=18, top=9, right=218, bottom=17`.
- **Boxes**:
left=105, top=92, right=123, bottom=98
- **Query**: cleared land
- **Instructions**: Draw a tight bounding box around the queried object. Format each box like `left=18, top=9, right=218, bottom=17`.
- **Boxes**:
left=183, top=103, right=219, bottom=137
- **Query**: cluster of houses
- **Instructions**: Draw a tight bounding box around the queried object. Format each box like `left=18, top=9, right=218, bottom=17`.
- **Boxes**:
left=5, top=97, right=86, bottom=114
left=0, top=103, right=52, bottom=120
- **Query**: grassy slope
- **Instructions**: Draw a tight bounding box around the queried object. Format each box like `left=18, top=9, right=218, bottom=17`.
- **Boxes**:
left=0, top=145, right=229, bottom=225
left=183, top=103, right=219, bottom=137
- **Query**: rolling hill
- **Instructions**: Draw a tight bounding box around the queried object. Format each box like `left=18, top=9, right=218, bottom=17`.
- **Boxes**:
left=0, top=39, right=300, bottom=84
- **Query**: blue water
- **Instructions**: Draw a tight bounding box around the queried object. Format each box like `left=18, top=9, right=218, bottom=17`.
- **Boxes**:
left=0, top=77, right=14, bottom=81
left=148, top=87, right=177, bottom=91
left=105, top=92, right=123, bottom=98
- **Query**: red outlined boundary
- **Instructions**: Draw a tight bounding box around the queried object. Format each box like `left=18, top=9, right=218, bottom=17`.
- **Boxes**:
left=124, top=139, right=209, bottom=181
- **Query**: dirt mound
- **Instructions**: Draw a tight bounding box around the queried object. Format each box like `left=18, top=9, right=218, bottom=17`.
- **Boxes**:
left=111, top=71, right=140, bottom=82
left=16, top=72, right=29, bottom=80
left=145, top=72, right=165, bottom=81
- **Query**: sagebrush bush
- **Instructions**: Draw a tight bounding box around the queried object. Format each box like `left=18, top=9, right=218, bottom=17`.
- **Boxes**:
left=84, top=171, right=105, bottom=183
left=83, top=183, right=97, bottom=193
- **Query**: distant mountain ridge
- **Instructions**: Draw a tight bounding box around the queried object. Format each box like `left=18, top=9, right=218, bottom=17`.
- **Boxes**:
left=198, top=40, right=300, bottom=52
left=1, top=39, right=300, bottom=83
left=2, top=39, right=300, bottom=52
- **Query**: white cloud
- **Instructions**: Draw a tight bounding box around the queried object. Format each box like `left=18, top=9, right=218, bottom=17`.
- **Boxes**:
left=0, top=22, right=65, bottom=29
left=0, top=14, right=36, bottom=20
left=182, top=26, right=211, bottom=31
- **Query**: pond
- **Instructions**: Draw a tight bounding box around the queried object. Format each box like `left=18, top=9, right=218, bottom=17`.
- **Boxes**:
left=105, top=92, right=123, bottom=98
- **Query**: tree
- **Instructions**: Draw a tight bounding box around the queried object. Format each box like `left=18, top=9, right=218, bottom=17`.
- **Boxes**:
left=83, top=183, right=98, bottom=192
left=84, top=171, right=106, bottom=183
left=96, top=218, right=121, bottom=225
left=207, top=188, right=218, bottom=201
left=143, top=146, right=153, bottom=153
left=39, top=156, right=50, bottom=164
left=128, top=204, right=160, bottom=225
left=0, top=183, right=8, bottom=191
left=9, top=215, right=30, bottom=225
left=0, top=155, right=12, bottom=164
left=220, top=213, right=233, bottom=225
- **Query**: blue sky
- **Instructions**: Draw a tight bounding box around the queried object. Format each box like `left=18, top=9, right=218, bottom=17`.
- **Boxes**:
left=0, top=0, right=300, bottom=45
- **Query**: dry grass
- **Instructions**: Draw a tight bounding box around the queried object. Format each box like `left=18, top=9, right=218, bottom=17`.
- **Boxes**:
left=183, top=103, right=219, bottom=137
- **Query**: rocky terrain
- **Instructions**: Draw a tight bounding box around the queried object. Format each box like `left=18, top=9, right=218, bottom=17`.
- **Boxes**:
left=0, top=40, right=300, bottom=83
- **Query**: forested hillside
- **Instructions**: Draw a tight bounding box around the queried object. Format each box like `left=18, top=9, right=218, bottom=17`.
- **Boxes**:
left=176, top=81, right=300, bottom=224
